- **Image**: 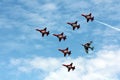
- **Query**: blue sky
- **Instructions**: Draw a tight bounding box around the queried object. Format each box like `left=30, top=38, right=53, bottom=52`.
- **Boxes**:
left=0, top=0, right=120, bottom=80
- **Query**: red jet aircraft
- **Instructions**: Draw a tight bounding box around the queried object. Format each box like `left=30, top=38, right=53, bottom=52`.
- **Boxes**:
left=36, top=27, right=49, bottom=37
left=82, top=41, right=94, bottom=53
left=63, top=62, right=75, bottom=72
left=53, top=32, right=66, bottom=42
left=81, top=13, right=94, bottom=22
left=58, top=47, right=71, bottom=57
left=67, top=21, right=80, bottom=30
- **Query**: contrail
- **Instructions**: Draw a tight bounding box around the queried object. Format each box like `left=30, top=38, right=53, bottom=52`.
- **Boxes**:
left=95, top=20, right=120, bottom=32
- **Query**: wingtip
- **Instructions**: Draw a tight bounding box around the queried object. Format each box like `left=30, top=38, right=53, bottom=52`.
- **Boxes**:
left=61, top=32, right=64, bottom=34
left=66, top=47, right=69, bottom=49
left=81, top=14, right=84, bottom=16
left=67, top=22, right=70, bottom=24
left=44, top=27, right=47, bottom=29
left=81, top=44, right=84, bottom=46
left=36, top=29, right=39, bottom=31
left=62, top=64, right=65, bottom=66
left=90, top=41, right=93, bottom=43
left=53, top=34, right=55, bottom=36
left=58, top=49, right=61, bottom=51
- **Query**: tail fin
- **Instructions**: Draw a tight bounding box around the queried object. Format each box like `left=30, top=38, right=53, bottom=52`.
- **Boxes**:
left=77, top=25, right=80, bottom=29
left=91, top=47, right=94, bottom=50
left=90, top=41, right=93, bottom=44
left=68, top=51, right=71, bottom=56
left=47, top=31, right=49, bottom=36
left=63, top=36, right=67, bottom=40
left=91, top=17, right=94, bottom=21
left=72, top=66, right=75, bottom=71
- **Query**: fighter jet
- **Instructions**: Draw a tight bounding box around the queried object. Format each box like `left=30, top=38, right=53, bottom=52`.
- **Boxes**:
left=58, top=47, right=71, bottom=57
left=67, top=21, right=80, bottom=30
left=36, top=27, right=50, bottom=37
left=82, top=41, right=94, bottom=53
left=81, top=13, right=94, bottom=22
left=63, top=62, right=75, bottom=72
left=53, top=32, right=66, bottom=42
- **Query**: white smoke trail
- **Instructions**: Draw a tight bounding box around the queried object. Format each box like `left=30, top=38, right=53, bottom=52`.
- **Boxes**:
left=95, top=20, right=120, bottom=32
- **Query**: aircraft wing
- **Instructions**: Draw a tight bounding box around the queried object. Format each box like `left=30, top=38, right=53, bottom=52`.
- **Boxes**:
left=84, top=47, right=88, bottom=53
left=62, top=64, right=66, bottom=66
left=66, top=47, right=68, bottom=50
left=89, top=13, right=91, bottom=16
left=70, top=63, right=73, bottom=66
left=87, top=19, right=89, bottom=22
left=42, top=33, right=45, bottom=37
left=75, top=21, right=77, bottom=24
left=36, top=29, right=39, bottom=31
left=68, top=68, right=71, bottom=72
left=44, top=27, right=47, bottom=31
left=61, top=32, right=64, bottom=35
left=67, top=22, right=72, bottom=25
left=59, top=38, right=62, bottom=42
left=73, top=27, right=75, bottom=30
left=64, top=53, right=66, bottom=57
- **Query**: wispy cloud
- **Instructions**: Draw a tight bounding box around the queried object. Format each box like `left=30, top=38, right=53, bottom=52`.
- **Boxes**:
left=41, top=3, right=57, bottom=11
left=9, top=57, right=63, bottom=73
left=7, top=45, right=120, bottom=80
left=91, top=0, right=114, bottom=4
left=44, top=45, right=120, bottom=80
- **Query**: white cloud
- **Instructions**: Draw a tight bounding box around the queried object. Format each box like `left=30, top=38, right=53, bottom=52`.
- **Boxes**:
left=29, top=57, right=62, bottom=71
left=18, top=0, right=41, bottom=9
left=9, top=45, right=120, bottom=80
left=10, top=57, right=63, bottom=73
left=10, top=59, right=22, bottom=66
left=44, top=46, right=120, bottom=80
left=91, top=0, right=114, bottom=4
left=34, top=44, right=43, bottom=49
left=26, top=13, right=46, bottom=24
left=41, top=3, right=57, bottom=11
